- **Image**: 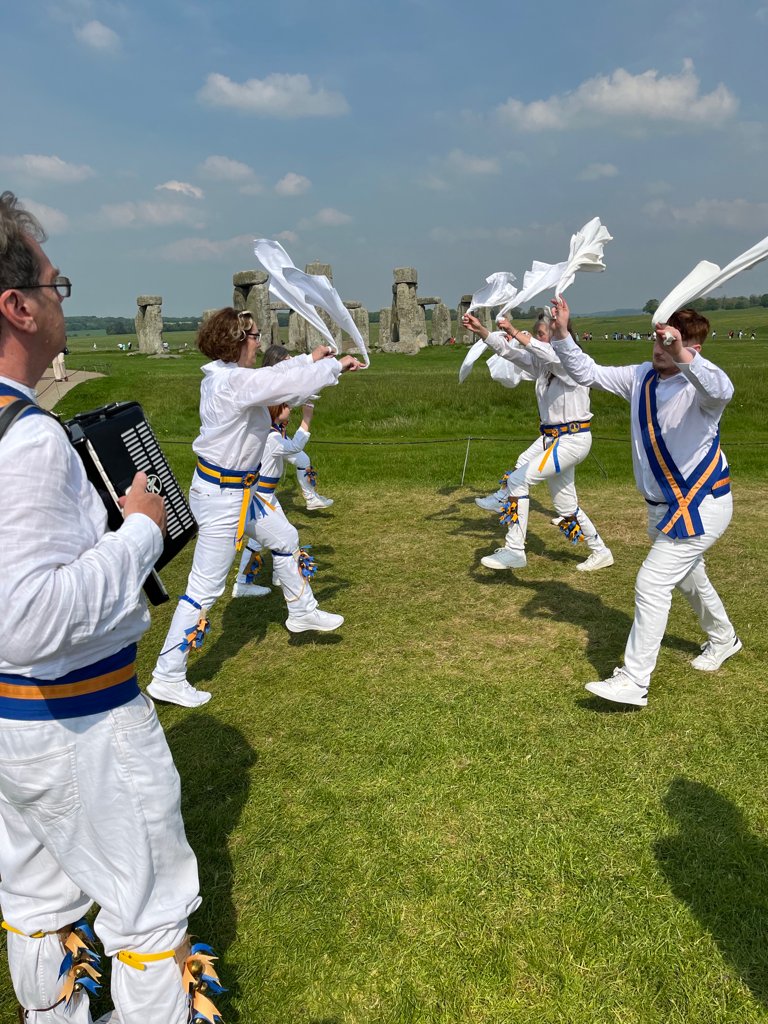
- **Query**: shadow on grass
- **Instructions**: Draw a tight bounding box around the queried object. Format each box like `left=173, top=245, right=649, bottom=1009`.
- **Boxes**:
left=469, top=573, right=698, bottom=679
left=166, top=714, right=256, bottom=1023
left=655, top=778, right=768, bottom=1006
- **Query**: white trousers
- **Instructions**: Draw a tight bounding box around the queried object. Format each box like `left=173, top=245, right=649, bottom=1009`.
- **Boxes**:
left=235, top=495, right=318, bottom=610
left=500, top=433, right=607, bottom=553
left=153, top=479, right=315, bottom=685
left=0, top=694, right=200, bottom=1023
left=623, top=493, right=735, bottom=687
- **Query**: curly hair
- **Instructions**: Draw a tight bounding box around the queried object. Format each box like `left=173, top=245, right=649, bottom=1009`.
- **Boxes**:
left=197, top=308, right=256, bottom=363
left=668, top=307, right=709, bottom=345
left=0, top=191, right=47, bottom=297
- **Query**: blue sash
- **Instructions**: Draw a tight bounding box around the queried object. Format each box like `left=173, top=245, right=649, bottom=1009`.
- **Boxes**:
left=638, top=369, right=730, bottom=539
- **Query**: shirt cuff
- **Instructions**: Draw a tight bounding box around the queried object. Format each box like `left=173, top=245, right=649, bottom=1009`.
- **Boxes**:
left=119, top=513, right=164, bottom=572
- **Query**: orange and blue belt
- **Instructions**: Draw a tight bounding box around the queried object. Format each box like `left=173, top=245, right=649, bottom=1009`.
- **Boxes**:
left=537, top=421, right=592, bottom=473
left=195, top=456, right=262, bottom=549
left=0, top=644, right=138, bottom=721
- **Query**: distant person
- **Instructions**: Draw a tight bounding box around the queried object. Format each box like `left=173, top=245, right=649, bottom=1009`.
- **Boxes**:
left=551, top=296, right=740, bottom=708
left=52, top=349, right=67, bottom=381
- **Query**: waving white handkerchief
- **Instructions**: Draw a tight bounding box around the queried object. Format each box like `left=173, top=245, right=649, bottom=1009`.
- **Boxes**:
left=467, top=272, right=518, bottom=313
left=487, top=354, right=531, bottom=389
left=497, top=260, right=565, bottom=318
left=555, top=216, right=613, bottom=297
left=458, top=339, right=491, bottom=384
left=653, top=233, right=768, bottom=327
left=284, top=267, right=370, bottom=367
left=253, top=239, right=338, bottom=350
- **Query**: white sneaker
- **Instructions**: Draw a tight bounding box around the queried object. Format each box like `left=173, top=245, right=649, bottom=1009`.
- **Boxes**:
left=94, top=1013, right=120, bottom=1024
left=585, top=668, right=648, bottom=707
left=231, top=581, right=271, bottom=598
left=480, top=547, right=527, bottom=570
left=285, top=609, right=344, bottom=633
left=576, top=548, right=615, bottom=572
left=691, top=635, right=742, bottom=672
left=305, top=494, right=334, bottom=510
left=475, top=494, right=505, bottom=512
left=147, top=679, right=212, bottom=707
left=551, top=516, right=564, bottom=526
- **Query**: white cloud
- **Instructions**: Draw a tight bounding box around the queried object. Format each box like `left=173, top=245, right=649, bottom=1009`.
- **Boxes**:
left=239, top=182, right=265, bottom=196
left=0, top=154, right=94, bottom=184
left=446, top=149, right=500, bottom=176
left=299, top=207, right=352, bottom=228
left=578, top=162, right=619, bottom=181
left=497, top=60, right=737, bottom=131
left=157, top=234, right=253, bottom=262
left=429, top=225, right=524, bottom=245
left=19, top=199, right=69, bottom=235
left=275, top=172, right=311, bottom=197
left=155, top=180, right=204, bottom=200
left=198, top=155, right=255, bottom=181
left=96, top=200, right=204, bottom=229
left=277, top=230, right=299, bottom=244
left=644, top=197, right=768, bottom=230
left=421, top=174, right=449, bottom=191
left=198, top=72, right=349, bottom=118
left=75, top=20, right=120, bottom=51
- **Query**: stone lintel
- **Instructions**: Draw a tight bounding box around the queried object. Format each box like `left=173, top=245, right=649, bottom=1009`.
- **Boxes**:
left=232, top=270, right=268, bottom=286
left=393, top=267, right=417, bottom=285
left=136, top=295, right=162, bottom=306
left=416, top=296, right=440, bottom=306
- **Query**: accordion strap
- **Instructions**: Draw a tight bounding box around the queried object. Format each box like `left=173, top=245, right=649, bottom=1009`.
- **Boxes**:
left=0, top=397, right=62, bottom=443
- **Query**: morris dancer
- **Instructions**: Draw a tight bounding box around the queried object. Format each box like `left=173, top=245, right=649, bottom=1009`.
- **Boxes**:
left=462, top=311, right=613, bottom=573
left=551, top=296, right=740, bottom=707
left=0, top=193, right=212, bottom=1024
left=232, top=399, right=342, bottom=629
left=149, top=309, right=361, bottom=708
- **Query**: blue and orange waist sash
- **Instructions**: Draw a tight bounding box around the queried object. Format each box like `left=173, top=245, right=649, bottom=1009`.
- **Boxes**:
left=536, top=420, right=591, bottom=473
left=195, top=456, right=273, bottom=547
left=0, top=644, right=139, bottom=721
left=639, top=368, right=731, bottom=539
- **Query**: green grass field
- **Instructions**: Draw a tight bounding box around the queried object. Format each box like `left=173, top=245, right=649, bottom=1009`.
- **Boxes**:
left=5, top=332, right=768, bottom=1023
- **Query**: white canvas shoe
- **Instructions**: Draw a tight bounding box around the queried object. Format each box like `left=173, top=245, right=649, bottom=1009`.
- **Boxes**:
left=576, top=548, right=615, bottom=572
left=147, top=679, right=212, bottom=707
left=475, top=494, right=505, bottom=512
left=480, top=547, right=527, bottom=570
left=691, top=635, right=742, bottom=672
left=305, top=494, right=334, bottom=510
left=285, top=609, right=344, bottom=633
left=231, top=581, right=271, bottom=598
left=585, top=668, right=648, bottom=707
left=551, top=516, right=564, bottom=526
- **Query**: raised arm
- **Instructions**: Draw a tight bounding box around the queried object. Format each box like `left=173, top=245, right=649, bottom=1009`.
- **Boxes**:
left=655, top=323, right=734, bottom=414
left=461, top=313, right=536, bottom=370
left=229, top=350, right=361, bottom=411
left=550, top=296, right=635, bottom=400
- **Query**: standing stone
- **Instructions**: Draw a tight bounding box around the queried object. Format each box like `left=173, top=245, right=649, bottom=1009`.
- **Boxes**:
left=347, top=303, right=369, bottom=355
left=135, top=296, right=163, bottom=354
left=233, top=270, right=273, bottom=339
left=392, top=267, right=426, bottom=352
left=456, top=295, right=473, bottom=345
left=378, top=308, right=392, bottom=351
left=432, top=301, right=452, bottom=346
left=287, top=311, right=306, bottom=353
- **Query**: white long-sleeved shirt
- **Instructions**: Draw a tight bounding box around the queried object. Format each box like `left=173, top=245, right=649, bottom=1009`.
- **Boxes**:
left=257, top=427, right=310, bottom=491
left=192, top=354, right=341, bottom=471
left=0, top=376, right=163, bottom=677
left=550, top=337, right=734, bottom=502
left=484, top=332, right=593, bottom=425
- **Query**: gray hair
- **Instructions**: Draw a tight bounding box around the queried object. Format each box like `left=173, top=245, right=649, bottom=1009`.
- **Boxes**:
left=0, top=191, right=47, bottom=295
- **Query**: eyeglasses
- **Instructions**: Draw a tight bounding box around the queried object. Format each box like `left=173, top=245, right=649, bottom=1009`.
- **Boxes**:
left=245, top=330, right=262, bottom=340
left=4, top=276, right=72, bottom=299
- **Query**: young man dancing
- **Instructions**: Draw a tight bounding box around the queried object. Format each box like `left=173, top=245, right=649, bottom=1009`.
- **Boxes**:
left=550, top=297, right=740, bottom=707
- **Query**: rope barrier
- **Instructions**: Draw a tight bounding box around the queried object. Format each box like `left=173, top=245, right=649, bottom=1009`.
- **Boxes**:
left=155, top=434, right=768, bottom=449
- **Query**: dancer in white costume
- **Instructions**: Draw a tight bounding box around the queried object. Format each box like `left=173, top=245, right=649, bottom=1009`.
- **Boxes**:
left=462, top=311, right=613, bottom=573
left=0, top=193, right=209, bottom=1024
left=550, top=297, right=740, bottom=707
left=149, top=309, right=361, bottom=709
left=232, top=400, right=342, bottom=628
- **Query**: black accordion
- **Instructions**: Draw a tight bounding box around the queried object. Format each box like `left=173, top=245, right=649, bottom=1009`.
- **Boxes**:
left=66, top=402, right=197, bottom=605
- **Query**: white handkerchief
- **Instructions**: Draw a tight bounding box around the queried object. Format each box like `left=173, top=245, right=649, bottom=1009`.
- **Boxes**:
left=459, top=339, right=490, bottom=383
left=555, top=216, right=613, bottom=297
left=284, top=268, right=370, bottom=367
left=253, top=239, right=338, bottom=351
left=487, top=354, right=531, bottom=389
left=653, top=233, right=768, bottom=325
left=467, top=272, right=518, bottom=313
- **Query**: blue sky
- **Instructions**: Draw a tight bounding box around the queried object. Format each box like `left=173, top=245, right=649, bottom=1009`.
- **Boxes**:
left=3, top=0, right=768, bottom=316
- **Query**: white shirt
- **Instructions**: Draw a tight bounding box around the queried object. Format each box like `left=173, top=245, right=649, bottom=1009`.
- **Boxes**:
left=484, top=332, right=593, bottom=425
left=192, top=355, right=340, bottom=471
left=551, top=337, right=734, bottom=502
left=0, top=375, right=163, bottom=677
left=259, top=427, right=310, bottom=487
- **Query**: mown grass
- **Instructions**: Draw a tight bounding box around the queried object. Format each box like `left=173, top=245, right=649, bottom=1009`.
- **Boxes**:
left=4, top=338, right=768, bottom=1022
